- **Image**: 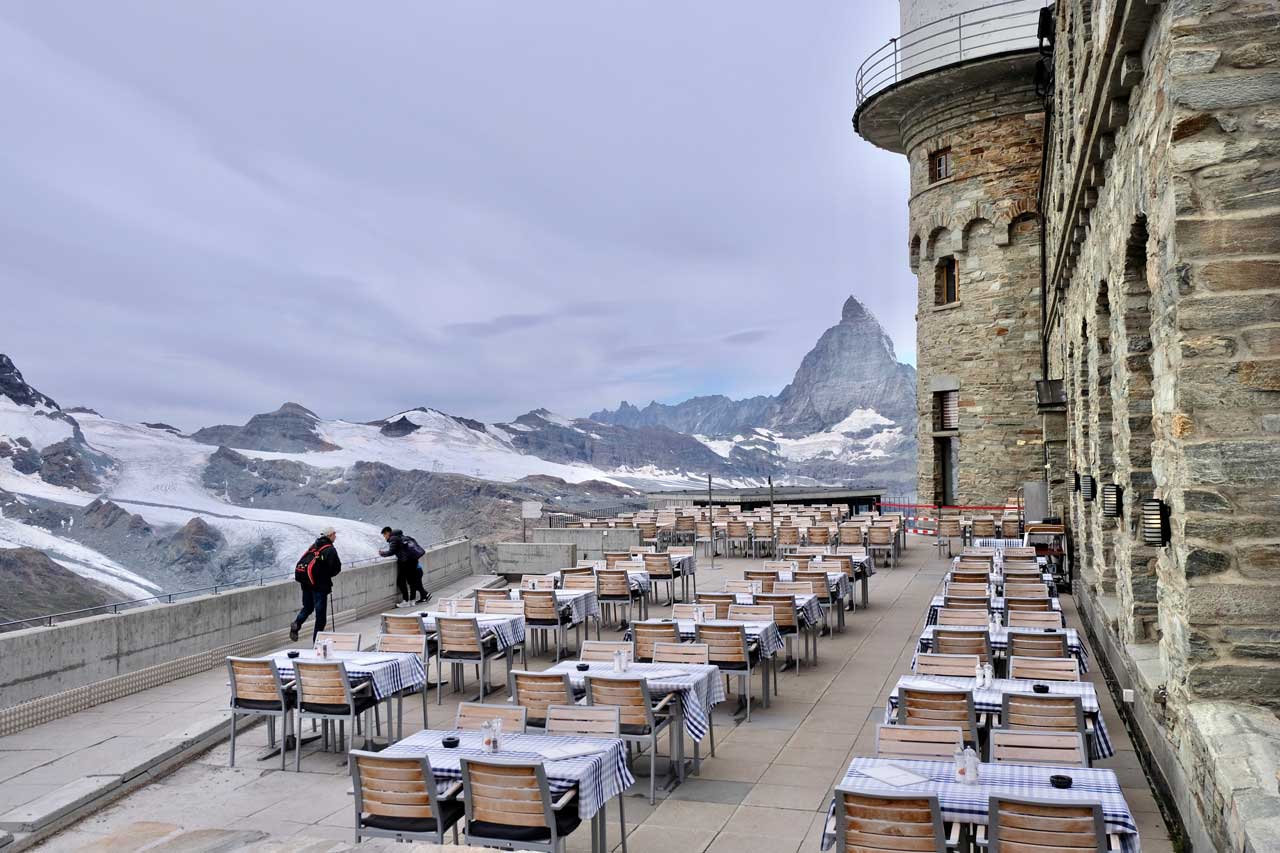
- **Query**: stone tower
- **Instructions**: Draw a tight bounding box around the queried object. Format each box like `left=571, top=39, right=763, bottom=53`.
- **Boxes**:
left=853, top=0, right=1049, bottom=508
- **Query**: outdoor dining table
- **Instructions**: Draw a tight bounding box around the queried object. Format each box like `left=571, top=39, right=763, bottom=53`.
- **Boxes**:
left=383, top=728, right=634, bottom=853
left=630, top=617, right=783, bottom=714
left=917, top=625, right=1091, bottom=672
left=509, top=588, right=600, bottom=625
left=884, top=674, right=1115, bottom=759
left=926, top=594, right=1063, bottom=626
left=730, top=591, right=824, bottom=629
left=820, top=756, right=1140, bottom=852
left=417, top=611, right=527, bottom=653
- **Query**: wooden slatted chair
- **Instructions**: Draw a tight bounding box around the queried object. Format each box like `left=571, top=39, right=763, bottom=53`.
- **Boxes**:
left=633, top=620, right=680, bottom=663
left=946, top=582, right=990, bottom=598
left=751, top=521, right=776, bottom=558
left=545, top=704, right=619, bottom=737
left=560, top=571, right=598, bottom=593
left=350, top=750, right=464, bottom=845
left=807, top=525, right=832, bottom=548
left=695, top=521, right=719, bottom=558
left=672, top=603, right=715, bottom=621
left=1008, top=632, right=1070, bottom=659
left=724, top=520, right=751, bottom=557
left=776, top=525, right=801, bottom=557
left=597, top=569, right=640, bottom=627
left=585, top=675, right=676, bottom=804
left=435, top=617, right=509, bottom=705
left=957, top=557, right=994, bottom=572
left=1009, top=655, right=1080, bottom=682
left=970, top=517, right=997, bottom=539
left=984, top=796, right=1114, bottom=852
left=603, top=551, right=632, bottom=570
left=637, top=523, right=659, bottom=548
left=580, top=640, right=633, bottom=662
left=376, top=634, right=431, bottom=736
left=508, top=670, right=574, bottom=729
left=727, top=603, right=773, bottom=621
left=454, top=702, right=528, bottom=733
left=1000, top=517, right=1022, bottom=539
left=439, top=597, right=476, bottom=613
left=520, top=575, right=555, bottom=591
left=933, top=629, right=993, bottom=667
left=999, top=693, right=1090, bottom=763
left=1005, top=582, right=1050, bottom=599
left=868, top=525, right=895, bottom=568
left=744, top=569, right=779, bottom=593
left=382, top=612, right=426, bottom=635
left=696, top=592, right=735, bottom=620
left=896, top=686, right=980, bottom=746
left=914, top=653, right=980, bottom=677
left=875, top=724, right=964, bottom=761
left=936, top=608, right=990, bottom=627
left=226, top=657, right=294, bottom=770
left=673, top=514, right=697, bottom=546
left=1006, top=610, right=1065, bottom=629
left=833, top=788, right=953, bottom=853
left=797, top=569, right=842, bottom=632
left=560, top=565, right=597, bottom=578
left=643, top=553, right=679, bottom=606
left=962, top=547, right=995, bottom=558
left=696, top=623, right=761, bottom=720
left=653, top=642, right=709, bottom=664
left=755, top=592, right=811, bottom=672
left=484, top=599, right=527, bottom=617
left=838, top=523, right=865, bottom=546
left=460, top=758, right=580, bottom=851
left=936, top=516, right=963, bottom=557
left=950, top=571, right=993, bottom=586
left=476, top=588, right=513, bottom=610
left=294, top=660, right=379, bottom=771
left=724, top=579, right=761, bottom=594
left=944, top=594, right=989, bottom=611
left=521, top=589, right=573, bottom=662
left=1005, top=598, right=1053, bottom=614
left=316, top=631, right=361, bottom=651
left=989, top=730, right=1088, bottom=767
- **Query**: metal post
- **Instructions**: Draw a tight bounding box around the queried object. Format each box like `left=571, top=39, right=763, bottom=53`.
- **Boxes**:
left=769, top=475, right=775, bottom=528
left=891, top=37, right=898, bottom=84
left=707, top=474, right=715, bottom=573
left=957, top=13, right=963, bottom=59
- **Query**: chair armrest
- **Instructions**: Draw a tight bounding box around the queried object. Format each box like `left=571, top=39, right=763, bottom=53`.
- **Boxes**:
left=281, top=680, right=297, bottom=690
left=974, top=824, right=987, bottom=849
left=1107, top=833, right=1122, bottom=852
left=351, top=681, right=373, bottom=695
left=651, top=692, right=677, bottom=713
left=440, top=781, right=463, bottom=800
left=552, top=788, right=578, bottom=811
left=946, top=821, right=962, bottom=850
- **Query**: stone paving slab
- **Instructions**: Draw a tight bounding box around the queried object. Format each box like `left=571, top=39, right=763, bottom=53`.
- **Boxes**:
left=0, top=776, right=123, bottom=833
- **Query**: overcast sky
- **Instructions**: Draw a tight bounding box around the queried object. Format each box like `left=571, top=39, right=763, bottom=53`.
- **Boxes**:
left=0, top=1, right=912, bottom=430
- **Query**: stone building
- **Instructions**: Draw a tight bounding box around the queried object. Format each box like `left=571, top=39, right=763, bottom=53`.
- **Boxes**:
left=854, top=0, right=1280, bottom=849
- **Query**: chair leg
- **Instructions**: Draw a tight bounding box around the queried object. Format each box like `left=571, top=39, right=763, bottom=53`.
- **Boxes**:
left=618, top=791, right=628, bottom=853
left=281, top=712, right=290, bottom=771
left=649, top=734, right=657, bottom=805
left=228, top=712, right=237, bottom=767
left=296, top=717, right=304, bottom=771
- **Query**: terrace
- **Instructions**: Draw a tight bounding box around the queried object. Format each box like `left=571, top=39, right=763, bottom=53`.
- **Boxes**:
left=0, top=517, right=1174, bottom=852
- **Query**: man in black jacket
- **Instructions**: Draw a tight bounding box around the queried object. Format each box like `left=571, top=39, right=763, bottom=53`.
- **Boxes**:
left=380, top=527, right=430, bottom=606
left=290, top=527, right=342, bottom=642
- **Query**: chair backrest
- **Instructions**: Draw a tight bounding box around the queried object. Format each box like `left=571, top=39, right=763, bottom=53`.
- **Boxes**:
left=561, top=565, right=597, bottom=577
left=762, top=560, right=799, bottom=572
left=520, top=575, right=555, bottom=591
left=754, top=593, right=799, bottom=629
left=382, top=613, right=425, bottom=636
left=1004, top=546, right=1037, bottom=557
left=835, top=545, right=869, bottom=559
left=752, top=521, right=774, bottom=539
left=695, top=593, right=735, bottom=619
left=957, top=558, right=993, bottom=571
left=971, top=518, right=996, bottom=537
left=727, top=604, right=773, bottom=621
left=227, top=657, right=288, bottom=710
left=743, top=570, right=778, bottom=592
left=440, top=597, right=476, bottom=613
left=351, top=751, right=443, bottom=831
left=483, top=599, right=526, bottom=615
left=1005, top=598, right=1053, bottom=613
left=936, top=608, right=990, bottom=627
left=1008, top=631, right=1070, bottom=658
left=675, top=515, right=696, bottom=533
left=596, top=570, right=632, bottom=598
left=376, top=634, right=428, bottom=660
left=1009, top=655, right=1081, bottom=682
left=1005, top=582, right=1050, bottom=599
left=1001, top=693, right=1086, bottom=734
left=460, top=758, right=555, bottom=837
left=643, top=553, right=674, bottom=579
left=653, top=642, right=709, bottom=664
left=771, top=581, right=812, bottom=596
left=776, top=526, right=800, bottom=545
left=943, top=594, right=988, bottom=610
left=820, top=555, right=855, bottom=576
left=561, top=572, right=597, bottom=592
left=946, top=582, right=989, bottom=598
left=695, top=623, right=749, bottom=666
left=1001, top=518, right=1022, bottom=537
left=633, top=621, right=680, bottom=661
left=726, top=520, right=749, bottom=538
left=796, top=571, right=832, bottom=601
left=950, top=571, right=992, bottom=585
left=315, top=632, right=361, bottom=651
left=989, top=730, right=1089, bottom=767
left=437, top=617, right=485, bottom=656
left=476, top=588, right=512, bottom=608
left=897, top=687, right=979, bottom=744
left=672, top=603, right=715, bottom=621
left=544, top=704, right=620, bottom=738
left=962, top=547, right=995, bottom=557
left=938, top=517, right=963, bottom=537
left=454, top=702, right=528, bottom=733
left=580, top=640, right=633, bottom=662
left=604, top=551, right=632, bottom=569
left=294, top=660, right=354, bottom=712
left=838, top=525, right=865, bottom=545
left=1007, top=610, right=1066, bottom=629
left=585, top=675, right=656, bottom=730
left=875, top=724, right=964, bottom=760
left=508, top=671, right=574, bottom=723
left=988, top=795, right=1106, bottom=852
left=807, top=526, right=831, bottom=545
left=520, top=589, right=561, bottom=622
left=834, top=787, right=947, bottom=853
left=933, top=629, right=992, bottom=665
left=868, top=526, right=893, bottom=546
left=914, top=653, right=980, bottom=677
left=724, top=579, right=761, bottom=594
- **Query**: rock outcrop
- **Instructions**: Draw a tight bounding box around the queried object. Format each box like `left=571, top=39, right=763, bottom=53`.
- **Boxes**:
left=0, top=354, right=59, bottom=409
left=0, top=547, right=118, bottom=623
left=190, top=403, right=340, bottom=452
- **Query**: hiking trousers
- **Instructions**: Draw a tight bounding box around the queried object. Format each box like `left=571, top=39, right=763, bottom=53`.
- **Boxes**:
left=293, top=587, right=329, bottom=640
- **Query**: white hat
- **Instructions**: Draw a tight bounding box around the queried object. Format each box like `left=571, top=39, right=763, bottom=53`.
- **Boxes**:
left=320, top=526, right=337, bottom=538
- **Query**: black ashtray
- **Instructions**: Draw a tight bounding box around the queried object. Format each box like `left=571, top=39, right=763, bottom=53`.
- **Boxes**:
left=1050, top=774, right=1073, bottom=789
left=286, top=650, right=300, bottom=659
left=441, top=736, right=460, bottom=748
left=1032, top=683, right=1050, bottom=694
left=576, top=663, right=590, bottom=671
left=1043, top=628, right=1057, bottom=633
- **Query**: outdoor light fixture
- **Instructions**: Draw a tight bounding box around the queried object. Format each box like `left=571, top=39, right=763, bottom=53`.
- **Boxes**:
left=1081, top=474, right=1097, bottom=502
left=1141, top=498, right=1170, bottom=546
left=1102, top=483, right=1122, bottom=518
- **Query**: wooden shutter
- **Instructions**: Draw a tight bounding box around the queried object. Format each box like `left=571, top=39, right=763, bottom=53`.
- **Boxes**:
left=940, top=391, right=959, bottom=430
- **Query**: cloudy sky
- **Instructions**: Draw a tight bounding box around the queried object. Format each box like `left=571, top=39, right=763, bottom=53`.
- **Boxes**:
left=0, top=1, right=911, bottom=430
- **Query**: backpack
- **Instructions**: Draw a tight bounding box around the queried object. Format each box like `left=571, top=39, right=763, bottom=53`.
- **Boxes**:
left=295, top=541, right=332, bottom=585
left=403, top=536, right=426, bottom=560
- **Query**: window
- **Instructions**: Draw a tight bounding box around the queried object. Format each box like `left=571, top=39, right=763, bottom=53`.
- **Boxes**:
left=935, top=256, right=958, bottom=305
left=933, top=390, right=959, bottom=431
left=929, top=147, right=952, bottom=182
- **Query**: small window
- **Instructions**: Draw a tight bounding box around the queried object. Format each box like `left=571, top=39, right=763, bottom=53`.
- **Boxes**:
left=934, top=390, right=959, bottom=431
left=935, top=256, right=958, bottom=305
left=929, top=147, right=952, bottom=182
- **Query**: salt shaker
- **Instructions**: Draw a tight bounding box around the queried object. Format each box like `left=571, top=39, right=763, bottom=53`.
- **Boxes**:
left=974, top=661, right=984, bottom=684
left=613, top=650, right=625, bottom=673
left=953, top=746, right=967, bottom=782
left=964, top=746, right=980, bottom=783
left=983, top=663, right=995, bottom=686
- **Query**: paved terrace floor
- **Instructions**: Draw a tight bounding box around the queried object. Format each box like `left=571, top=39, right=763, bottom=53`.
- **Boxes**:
left=9, top=537, right=1175, bottom=852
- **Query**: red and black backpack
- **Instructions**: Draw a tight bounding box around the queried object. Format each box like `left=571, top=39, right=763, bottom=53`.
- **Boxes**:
left=294, top=541, right=332, bottom=585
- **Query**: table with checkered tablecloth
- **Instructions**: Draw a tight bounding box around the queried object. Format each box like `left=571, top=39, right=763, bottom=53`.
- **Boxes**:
left=926, top=595, right=1062, bottom=626
left=884, top=674, right=1114, bottom=759
left=545, top=660, right=725, bottom=743
left=418, top=612, right=526, bottom=653
left=820, top=757, right=1140, bottom=852
left=670, top=617, right=785, bottom=658
left=947, top=567, right=1057, bottom=595
left=508, top=588, right=599, bottom=624
left=551, top=567, right=651, bottom=594
left=917, top=625, right=1090, bottom=672
left=729, top=592, right=824, bottom=629
left=269, top=650, right=426, bottom=701
left=383, top=729, right=634, bottom=821
left=776, top=569, right=852, bottom=603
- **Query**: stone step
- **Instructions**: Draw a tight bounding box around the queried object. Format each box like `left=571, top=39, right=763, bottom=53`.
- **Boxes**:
left=0, top=775, right=122, bottom=833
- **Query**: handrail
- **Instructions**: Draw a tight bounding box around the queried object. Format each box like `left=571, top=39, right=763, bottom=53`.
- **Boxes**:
left=0, top=535, right=471, bottom=632
left=854, top=0, right=1046, bottom=112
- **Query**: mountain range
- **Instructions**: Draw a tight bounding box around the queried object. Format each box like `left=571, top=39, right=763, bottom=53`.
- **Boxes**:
left=0, top=295, right=915, bottom=606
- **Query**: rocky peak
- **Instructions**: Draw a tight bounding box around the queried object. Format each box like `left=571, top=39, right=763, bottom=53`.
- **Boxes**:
left=190, top=402, right=339, bottom=453
left=0, top=355, right=59, bottom=410
left=163, top=517, right=225, bottom=566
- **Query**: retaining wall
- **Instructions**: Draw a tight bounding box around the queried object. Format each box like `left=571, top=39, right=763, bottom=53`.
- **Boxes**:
left=530, top=527, right=640, bottom=560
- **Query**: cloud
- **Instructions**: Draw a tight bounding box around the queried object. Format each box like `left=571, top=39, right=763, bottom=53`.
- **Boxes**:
left=723, top=329, right=768, bottom=346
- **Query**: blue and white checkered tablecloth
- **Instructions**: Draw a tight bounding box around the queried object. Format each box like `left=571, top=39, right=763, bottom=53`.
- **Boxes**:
left=418, top=612, right=527, bottom=653
left=383, top=729, right=634, bottom=821
left=508, top=589, right=600, bottom=624
left=917, top=626, right=1090, bottom=672
left=821, top=757, right=1139, bottom=852
left=884, top=675, right=1113, bottom=759
left=672, top=554, right=696, bottom=576
left=270, top=650, right=426, bottom=701
left=730, top=592, right=824, bottom=628
left=777, top=570, right=851, bottom=602
left=669, top=618, right=785, bottom=658
left=926, top=595, right=1062, bottom=626
left=545, top=660, right=725, bottom=743
left=552, top=567, right=652, bottom=594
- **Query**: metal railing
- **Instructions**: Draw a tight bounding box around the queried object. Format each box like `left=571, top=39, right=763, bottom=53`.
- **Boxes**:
left=855, top=0, right=1045, bottom=110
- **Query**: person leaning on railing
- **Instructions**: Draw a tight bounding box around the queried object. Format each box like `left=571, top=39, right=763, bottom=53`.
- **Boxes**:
left=289, top=527, right=342, bottom=643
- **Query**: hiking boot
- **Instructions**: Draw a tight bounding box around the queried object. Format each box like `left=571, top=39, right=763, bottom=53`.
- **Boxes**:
left=288, top=622, right=299, bottom=642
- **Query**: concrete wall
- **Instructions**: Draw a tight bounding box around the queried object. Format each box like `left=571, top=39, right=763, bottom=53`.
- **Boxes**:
left=493, top=543, right=576, bottom=577
left=530, top=527, right=640, bottom=561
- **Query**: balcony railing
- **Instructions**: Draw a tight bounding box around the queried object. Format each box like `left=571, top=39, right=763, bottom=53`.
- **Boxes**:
left=855, top=0, right=1046, bottom=111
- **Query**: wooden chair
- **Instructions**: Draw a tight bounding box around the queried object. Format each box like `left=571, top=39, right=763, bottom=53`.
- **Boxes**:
left=946, top=582, right=989, bottom=598
left=521, top=589, right=573, bottom=662
left=672, top=603, right=715, bottom=621
left=315, top=631, right=362, bottom=651
left=460, top=758, right=580, bottom=851
left=776, top=525, right=801, bottom=557
left=673, top=514, right=697, bottom=546
left=798, top=570, right=842, bottom=631
left=1005, top=582, right=1050, bottom=599
left=294, top=660, right=379, bottom=771
left=944, top=594, right=989, bottom=611
left=560, top=565, right=597, bottom=578
left=807, top=525, right=832, bottom=548
left=604, top=551, right=633, bottom=569
left=508, top=670, right=575, bottom=729
left=544, top=704, right=619, bottom=737
left=771, top=580, right=812, bottom=596
left=999, top=693, right=1090, bottom=761
left=724, top=579, right=761, bottom=594
left=1004, top=546, right=1037, bottom=558
left=989, top=730, right=1088, bottom=767
left=483, top=599, right=526, bottom=617
left=933, top=629, right=993, bottom=667
left=435, top=617, right=510, bottom=705
left=597, top=569, right=640, bottom=626
left=584, top=675, right=676, bottom=804
left=756, top=592, right=812, bottom=672
left=744, top=569, right=778, bottom=593
left=382, top=612, right=427, bottom=635
left=1007, top=610, right=1065, bottom=629
left=696, top=623, right=761, bottom=720
left=560, top=572, right=597, bottom=593
left=984, top=796, right=1114, bottom=852
left=454, top=702, right=528, bottom=733
left=1008, top=632, right=1070, bottom=659
left=696, top=592, right=735, bottom=619
left=580, top=640, right=633, bottom=662
left=936, top=516, right=963, bottom=558
left=476, top=588, right=513, bottom=610
left=725, top=521, right=751, bottom=557
left=868, top=525, right=894, bottom=567
left=833, top=787, right=952, bottom=853
left=838, top=523, right=865, bottom=546
left=897, top=686, right=980, bottom=746
left=875, top=724, right=964, bottom=760
left=633, top=620, right=680, bottom=663
left=936, top=608, right=990, bottom=627
left=653, top=642, right=709, bottom=664
left=1010, top=655, right=1081, bottom=682
left=643, top=553, right=679, bottom=606
left=1005, top=598, right=1053, bottom=614
left=439, top=597, right=476, bottom=613
left=350, top=750, right=463, bottom=845
left=637, top=523, right=659, bottom=548
left=226, top=657, right=294, bottom=770
left=914, top=653, right=980, bottom=677
left=970, top=517, right=996, bottom=539
left=950, top=571, right=992, bottom=586
left=957, top=557, right=994, bottom=571
left=751, top=521, right=775, bottom=558
left=520, top=575, right=555, bottom=591
left=1000, top=517, right=1023, bottom=539
left=376, top=634, right=431, bottom=736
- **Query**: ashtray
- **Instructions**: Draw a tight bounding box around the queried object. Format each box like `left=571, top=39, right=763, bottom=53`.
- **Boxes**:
left=286, top=650, right=301, bottom=659
left=576, top=663, right=590, bottom=671
left=1043, top=628, right=1058, bottom=633
left=441, top=736, right=460, bottom=749
left=1032, top=683, right=1050, bottom=694
left=1049, top=774, right=1073, bottom=789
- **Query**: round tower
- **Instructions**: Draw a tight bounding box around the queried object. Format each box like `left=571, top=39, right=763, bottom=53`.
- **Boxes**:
left=853, top=0, right=1049, bottom=509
